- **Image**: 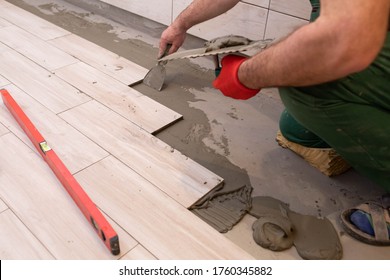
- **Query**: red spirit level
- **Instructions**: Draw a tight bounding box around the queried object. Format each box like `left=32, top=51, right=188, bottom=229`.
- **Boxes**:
left=1, top=89, right=120, bottom=256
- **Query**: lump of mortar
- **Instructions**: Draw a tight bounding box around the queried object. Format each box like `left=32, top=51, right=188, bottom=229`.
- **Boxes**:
left=249, top=196, right=343, bottom=260
left=288, top=211, right=343, bottom=260
left=252, top=214, right=295, bottom=251
left=204, top=35, right=253, bottom=52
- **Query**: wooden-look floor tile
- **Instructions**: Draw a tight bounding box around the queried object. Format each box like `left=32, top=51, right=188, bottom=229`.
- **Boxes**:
left=0, top=133, right=138, bottom=259
left=0, top=41, right=11, bottom=53
left=0, top=198, right=8, bottom=212
left=75, top=156, right=253, bottom=259
left=121, top=245, right=157, bottom=260
left=49, top=34, right=148, bottom=86
left=60, top=100, right=223, bottom=208
left=0, top=210, right=54, bottom=259
left=55, top=62, right=182, bottom=134
left=0, top=50, right=90, bottom=114
left=0, top=84, right=107, bottom=174
left=0, top=17, right=11, bottom=28
left=0, top=1, right=69, bottom=40
left=0, top=25, right=78, bottom=71
left=0, top=74, right=10, bottom=87
left=0, top=127, right=8, bottom=138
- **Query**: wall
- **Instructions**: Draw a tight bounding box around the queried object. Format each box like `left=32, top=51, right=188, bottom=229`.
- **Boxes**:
left=99, top=0, right=312, bottom=40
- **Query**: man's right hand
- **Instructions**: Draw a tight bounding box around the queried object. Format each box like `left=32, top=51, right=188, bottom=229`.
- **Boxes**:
left=158, top=25, right=186, bottom=58
left=157, top=0, right=241, bottom=58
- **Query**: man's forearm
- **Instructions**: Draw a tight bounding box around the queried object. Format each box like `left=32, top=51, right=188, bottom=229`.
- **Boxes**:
left=238, top=22, right=344, bottom=88
left=238, top=0, right=389, bottom=89
left=172, top=0, right=240, bottom=32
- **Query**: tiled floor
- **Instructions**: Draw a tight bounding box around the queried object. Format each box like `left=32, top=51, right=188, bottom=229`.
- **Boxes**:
left=2, top=0, right=389, bottom=260
left=0, top=0, right=252, bottom=259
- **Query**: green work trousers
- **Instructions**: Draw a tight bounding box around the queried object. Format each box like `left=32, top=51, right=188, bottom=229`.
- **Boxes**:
left=279, top=31, right=390, bottom=191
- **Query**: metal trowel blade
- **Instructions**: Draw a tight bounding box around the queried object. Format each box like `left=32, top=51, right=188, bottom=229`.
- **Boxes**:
left=143, top=44, right=171, bottom=91
left=142, top=63, right=166, bottom=91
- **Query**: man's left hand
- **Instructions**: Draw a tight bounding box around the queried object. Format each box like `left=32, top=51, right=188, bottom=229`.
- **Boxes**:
left=213, top=55, right=260, bottom=100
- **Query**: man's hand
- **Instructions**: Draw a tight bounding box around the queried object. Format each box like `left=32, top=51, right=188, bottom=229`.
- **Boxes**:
left=213, top=55, right=260, bottom=100
left=158, top=25, right=186, bottom=58
left=158, top=0, right=241, bottom=58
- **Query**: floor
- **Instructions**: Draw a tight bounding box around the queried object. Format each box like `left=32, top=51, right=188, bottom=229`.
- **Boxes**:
left=1, top=0, right=389, bottom=260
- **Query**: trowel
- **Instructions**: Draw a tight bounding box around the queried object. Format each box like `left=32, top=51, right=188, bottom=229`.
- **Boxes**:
left=143, top=38, right=274, bottom=91
left=158, top=38, right=273, bottom=62
left=142, top=44, right=171, bottom=91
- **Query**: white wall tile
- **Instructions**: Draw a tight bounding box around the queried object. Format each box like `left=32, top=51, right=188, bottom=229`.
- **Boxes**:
left=242, top=0, right=270, bottom=9
left=100, top=0, right=173, bottom=25
left=100, top=0, right=312, bottom=42
left=270, top=0, right=311, bottom=20
left=265, top=10, right=308, bottom=40
left=173, top=0, right=267, bottom=40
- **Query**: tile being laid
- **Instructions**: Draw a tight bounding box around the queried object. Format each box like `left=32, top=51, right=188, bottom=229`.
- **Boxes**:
left=55, top=62, right=182, bottom=134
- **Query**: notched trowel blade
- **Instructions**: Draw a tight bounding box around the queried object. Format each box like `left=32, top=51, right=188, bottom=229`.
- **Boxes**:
left=158, top=38, right=274, bottom=62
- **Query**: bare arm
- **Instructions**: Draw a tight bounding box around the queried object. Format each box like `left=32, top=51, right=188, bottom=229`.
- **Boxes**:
left=238, top=0, right=390, bottom=89
left=159, top=0, right=240, bottom=56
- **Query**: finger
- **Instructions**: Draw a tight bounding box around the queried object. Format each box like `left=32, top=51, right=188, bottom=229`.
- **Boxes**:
left=158, top=38, right=170, bottom=58
left=168, top=44, right=180, bottom=55
left=158, top=45, right=167, bottom=59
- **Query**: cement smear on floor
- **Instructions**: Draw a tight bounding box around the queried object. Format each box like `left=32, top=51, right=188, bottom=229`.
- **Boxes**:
left=7, top=0, right=386, bottom=259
